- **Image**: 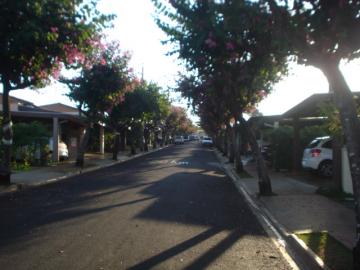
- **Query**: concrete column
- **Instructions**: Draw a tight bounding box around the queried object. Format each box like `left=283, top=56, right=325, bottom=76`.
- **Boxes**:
left=99, top=125, right=105, bottom=154
left=52, top=117, right=59, bottom=162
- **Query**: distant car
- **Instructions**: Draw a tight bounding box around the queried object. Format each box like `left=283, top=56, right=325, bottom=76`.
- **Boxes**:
left=174, top=136, right=184, bottom=145
left=201, top=137, right=213, bottom=147
left=183, top=135, right=190, bottom=142
left=189, top=135, right=199, bottom=141
left=302, top=136, right=333, bottom=177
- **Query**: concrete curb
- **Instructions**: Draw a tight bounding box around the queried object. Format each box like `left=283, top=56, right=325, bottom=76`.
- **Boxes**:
left=0, top=145, right=171, bottom=196
left=214, top=149, right=330, bottom=270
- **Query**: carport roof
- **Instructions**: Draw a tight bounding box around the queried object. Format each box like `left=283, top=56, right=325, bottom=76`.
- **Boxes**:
left=282, top=92, right=360, bottom=119
left=11, top=111, right=87, bottom=126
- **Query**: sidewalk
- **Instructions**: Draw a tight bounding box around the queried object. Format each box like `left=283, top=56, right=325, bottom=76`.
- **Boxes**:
left=0, top=146, right=168, bottom=195
left=216, top=152, right=357, bottom=268
left=242, top=163, right=356, bottom=250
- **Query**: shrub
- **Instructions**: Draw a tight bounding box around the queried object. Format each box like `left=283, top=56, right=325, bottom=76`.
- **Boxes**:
left=12, top=121, right=50, bottom=166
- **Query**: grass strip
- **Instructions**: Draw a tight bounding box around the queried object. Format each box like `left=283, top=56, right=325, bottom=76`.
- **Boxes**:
left=296, top=232, right=352, bottom=270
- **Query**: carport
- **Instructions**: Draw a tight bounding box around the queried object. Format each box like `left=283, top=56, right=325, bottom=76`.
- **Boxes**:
left=11, top=110, right=87, bottom=162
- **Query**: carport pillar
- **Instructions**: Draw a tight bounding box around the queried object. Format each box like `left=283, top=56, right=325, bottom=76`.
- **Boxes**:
left=99, top=125, right=105, bottom=154
left=52, top=117, right=59, bottom=162
left=292, top=117, right=301, bottom=172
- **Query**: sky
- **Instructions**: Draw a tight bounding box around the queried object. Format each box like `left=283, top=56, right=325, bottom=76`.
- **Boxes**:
left=10, top=0, right=360, bottom=122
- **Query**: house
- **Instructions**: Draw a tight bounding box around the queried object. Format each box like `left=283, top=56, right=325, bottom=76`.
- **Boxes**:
left=0, top=94, right=105, bottom=162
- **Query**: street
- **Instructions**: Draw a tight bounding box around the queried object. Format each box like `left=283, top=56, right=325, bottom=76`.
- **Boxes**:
left=0, top=142, right=291, bottom=270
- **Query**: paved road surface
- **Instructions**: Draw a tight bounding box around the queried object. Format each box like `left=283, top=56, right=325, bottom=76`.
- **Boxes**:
left=0, top=142, right=291, bottom=270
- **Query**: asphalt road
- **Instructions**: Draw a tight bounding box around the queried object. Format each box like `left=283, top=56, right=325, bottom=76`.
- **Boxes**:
left=0, top=142, right=291, bottom=270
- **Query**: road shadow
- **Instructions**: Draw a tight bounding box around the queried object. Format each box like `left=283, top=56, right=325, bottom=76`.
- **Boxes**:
left=128, top=146, right=266, bottom=269
left=0, top=143, right=266, bottom=269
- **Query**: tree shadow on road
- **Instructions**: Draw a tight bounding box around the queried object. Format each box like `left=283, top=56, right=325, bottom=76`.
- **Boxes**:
left=0, top=144, right=268, bottom=269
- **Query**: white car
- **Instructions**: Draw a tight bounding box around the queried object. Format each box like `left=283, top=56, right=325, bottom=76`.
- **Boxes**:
left=302, top=136, right=333, bottom=177
left=48, top=138, right=69, bottom=160
left=174, top=136, right=184, bottom=145
left=201, top=137, right=213, bottom=146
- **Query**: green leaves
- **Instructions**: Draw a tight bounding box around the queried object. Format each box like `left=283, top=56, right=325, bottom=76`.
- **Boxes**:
left=153, top=0, right=288, bottom=135
left=62, top=40, right=134, bottom=124
left=109, top=81, right=171, bottom=128
left=0, top=0, right=114, bottom=90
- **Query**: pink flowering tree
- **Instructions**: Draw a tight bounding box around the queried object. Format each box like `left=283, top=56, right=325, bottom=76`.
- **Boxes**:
left=262, top=0, right=360, bottom=264
left=61, top=41, right=135, bottom=167
left=154, top=0, right=288, bottom=195
left=0, top=0, right=114, bottom=183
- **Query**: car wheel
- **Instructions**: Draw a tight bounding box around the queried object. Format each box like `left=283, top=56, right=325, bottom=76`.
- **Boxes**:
left=318, top=160, right=333, bottom=178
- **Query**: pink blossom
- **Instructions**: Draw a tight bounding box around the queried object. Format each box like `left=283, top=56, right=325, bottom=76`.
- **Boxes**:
left=51, top=60, right=63, bottom=80
left=205, top=38, right=217, bottom=48
left=50, top=27, right=58, bottom=33
left=226, top=42, right=235, bottom=51
left=64, top=44, right=86, bottom=65
left=100, top=58, right=107, bottom=65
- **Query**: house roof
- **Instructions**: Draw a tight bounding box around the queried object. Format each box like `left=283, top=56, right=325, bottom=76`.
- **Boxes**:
left=282, top=92, right=360, bottom=119
left=0, top=93, right=34, bottom=106
left=0, top=94, right=86, bottom=126
left=39, top=103, right=78, bottom=114
left=248, top=114, right=291, bottom=128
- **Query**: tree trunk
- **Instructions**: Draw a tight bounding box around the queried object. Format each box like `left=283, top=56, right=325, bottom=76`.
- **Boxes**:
left=234, top=124, right=244, bottom=173
left=128, top=130, right=136, bottom=155
left=227, top=125, right=234, bottom=163
left=76, top=126, right=91, bottom=167
left=119, top=129, right=126, bottom=151
left=153, top=131, right=158, bottom=149
left=240, top=116, right=273, bottom=195
left=160, top=130, right=164, bottom=146
left=112, top=133, right=120, bottom=161
left=215, top=133, right=221, bottom=152
left=332, top=135, right=342, bottom=191
left=144, top=128, right=149, bottom=152
left=292, top=117, right=302, bottom=173
left=320, top=62, right=360, bottom=269
left=223, top=130, right=228, bottom=156
left=0, top=79, right=12, bottom=185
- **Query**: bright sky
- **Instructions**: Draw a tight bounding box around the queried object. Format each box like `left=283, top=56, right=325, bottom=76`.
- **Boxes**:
left=10, top=0, right=360, bottom=121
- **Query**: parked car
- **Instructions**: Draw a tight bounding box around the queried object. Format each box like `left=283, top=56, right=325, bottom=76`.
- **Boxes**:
left=48, top=138, right=69, bottom=160
left=174, top=135, right=184, bottom=145
left=189, top=135, right=199, bottom=141
left=302, top=136, right=333, bottom=177
left=183, top=135, right=190, bottom=142
left=201, top=137, right=213, bottom=147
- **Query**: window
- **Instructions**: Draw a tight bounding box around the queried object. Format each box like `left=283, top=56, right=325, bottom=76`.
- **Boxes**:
left=322, top=140, right=333, bottom=149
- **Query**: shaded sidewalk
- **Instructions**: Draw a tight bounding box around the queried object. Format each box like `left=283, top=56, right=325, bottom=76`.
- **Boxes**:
left=0, top=147, right=168, bottom=195
left=239, top=163, right=356, bottom=250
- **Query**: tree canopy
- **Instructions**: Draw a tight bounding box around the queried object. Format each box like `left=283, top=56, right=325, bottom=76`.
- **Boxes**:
left=0, top=0, right=114, bottom=89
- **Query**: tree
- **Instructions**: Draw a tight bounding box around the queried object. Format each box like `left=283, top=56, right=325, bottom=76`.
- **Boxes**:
left=154, top=0, right=288, bottom=195
left=164, top=106, right=195, bottom=142
left=0, top=0, right=114, bottom=183
left=108, top=81, right=170, bottom=157
left=260, top=0, right=360, bottom=266
left=63, top=41, right=133, bottom=166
